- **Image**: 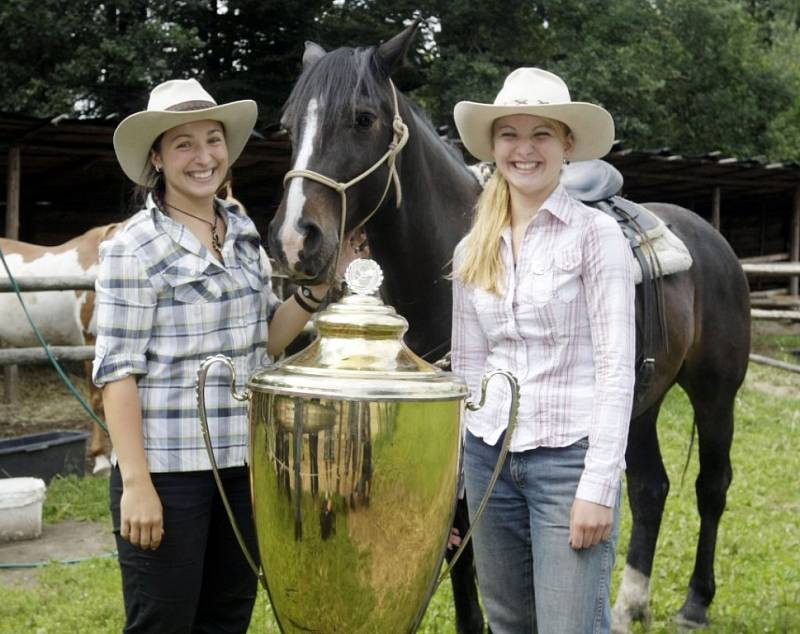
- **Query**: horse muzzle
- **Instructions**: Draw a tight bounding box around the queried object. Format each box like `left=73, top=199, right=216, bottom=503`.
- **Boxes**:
left=267, top=215, right=336, bottom=284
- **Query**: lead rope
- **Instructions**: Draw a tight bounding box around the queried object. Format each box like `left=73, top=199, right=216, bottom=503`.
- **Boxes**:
left=435, top=369, right=521, bottom=587
left=283, top=80, right=410, bottom=286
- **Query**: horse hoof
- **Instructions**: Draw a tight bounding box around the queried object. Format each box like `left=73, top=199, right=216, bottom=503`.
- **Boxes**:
left=612, top=565, right=652, bottom=633
left=92, top=454, right=112, bottom=476
left=674, top=604, right=709, bottom=630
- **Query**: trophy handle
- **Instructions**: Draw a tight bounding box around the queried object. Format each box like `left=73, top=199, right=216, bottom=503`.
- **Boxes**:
left=438, top=369, right=520, bottom=583
left=196, top=354, right=264, bottom=585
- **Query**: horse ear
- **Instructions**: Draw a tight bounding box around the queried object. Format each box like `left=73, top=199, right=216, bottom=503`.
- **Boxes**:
left=303, top=41, right=327, bottom=68
left=376, top=19, right=420, bottom=76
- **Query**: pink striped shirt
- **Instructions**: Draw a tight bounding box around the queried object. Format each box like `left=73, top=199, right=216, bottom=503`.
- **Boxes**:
left=452, top=184, right=635, bottom=506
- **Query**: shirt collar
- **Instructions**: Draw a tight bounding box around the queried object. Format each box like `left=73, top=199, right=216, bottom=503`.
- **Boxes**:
left=147, top=194, right=250, bottom=267
left=499, top=182, right=575, bottom=244
left=540, top=183, right=574, bottom=225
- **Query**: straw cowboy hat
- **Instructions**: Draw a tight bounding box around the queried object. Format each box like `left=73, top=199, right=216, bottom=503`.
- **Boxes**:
left=113, top=78, right=258, bottom=185
left=454, top=68, right=615, bottom=162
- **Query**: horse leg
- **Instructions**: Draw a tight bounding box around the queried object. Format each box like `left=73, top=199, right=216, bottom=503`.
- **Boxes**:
left=84, top=359, right=111, bottom=476
left=612, top=396, right=668, bottom=634
left=673, top=385, right=735, bottom=628
left=446, top=496, right=488, bottom=634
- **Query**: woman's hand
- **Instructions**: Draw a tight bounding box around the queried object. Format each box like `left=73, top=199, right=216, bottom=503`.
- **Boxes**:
left=120, top=477, right=164, bottom=550
left=569, top=498, right=613, bottom=549
left=447, top=526, right=462, bottom=551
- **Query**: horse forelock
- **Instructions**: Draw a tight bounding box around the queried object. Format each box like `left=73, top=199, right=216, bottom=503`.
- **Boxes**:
left=283, top=46, right=391, bottom=135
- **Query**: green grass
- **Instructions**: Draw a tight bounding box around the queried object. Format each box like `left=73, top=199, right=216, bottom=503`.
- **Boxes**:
left=613, top=362, right=800, bottom=633
left=750, top=322, right=800, bottom=365
left=42, top=475, right=110, bottom=524
left=1, top=362, right=798, bottom=633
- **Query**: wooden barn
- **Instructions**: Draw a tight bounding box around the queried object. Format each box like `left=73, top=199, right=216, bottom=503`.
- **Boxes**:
left=1, top=111, right=799, bottom=294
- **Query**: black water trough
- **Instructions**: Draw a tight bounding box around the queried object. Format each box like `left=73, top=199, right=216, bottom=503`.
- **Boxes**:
left=0, top=431, right=89, bottom=483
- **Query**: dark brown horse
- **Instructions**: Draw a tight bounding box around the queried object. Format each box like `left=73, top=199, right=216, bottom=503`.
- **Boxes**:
left=267, top=23, right=751, bottom=632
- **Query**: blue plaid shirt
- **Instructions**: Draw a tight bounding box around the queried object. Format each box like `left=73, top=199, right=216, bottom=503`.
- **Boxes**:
left=92, top=196, right=281, bottom=472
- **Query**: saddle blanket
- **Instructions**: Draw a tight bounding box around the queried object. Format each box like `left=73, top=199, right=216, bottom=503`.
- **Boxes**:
left=624, top=202, right=693, bottom=285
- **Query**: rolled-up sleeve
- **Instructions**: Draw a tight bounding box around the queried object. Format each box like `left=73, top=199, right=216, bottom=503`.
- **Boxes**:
left=92, top=241, right=157, bottom=387
left=577, top=214, right=636, bottom=506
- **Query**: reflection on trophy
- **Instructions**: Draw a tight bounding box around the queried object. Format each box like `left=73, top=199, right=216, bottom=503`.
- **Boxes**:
left=197, top=260, right=518, bottom=633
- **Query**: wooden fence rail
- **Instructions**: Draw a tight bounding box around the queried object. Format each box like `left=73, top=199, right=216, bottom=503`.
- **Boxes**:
left=0, top=269, right=292, bottom=294
left=0, top=276, right=96, bottom=292
left=0, top=346, right=95, bottom=366
left=1, top=265, right=799, bottom=376
left=741, top=263, right=800, bottom=277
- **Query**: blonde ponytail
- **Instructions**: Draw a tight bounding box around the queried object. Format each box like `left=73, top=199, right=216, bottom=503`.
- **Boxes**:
left=454, top=170, right=511, bottom=294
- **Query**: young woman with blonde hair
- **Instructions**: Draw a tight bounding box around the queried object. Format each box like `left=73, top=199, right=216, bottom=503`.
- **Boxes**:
left=451, top=68, right=635, bottom=633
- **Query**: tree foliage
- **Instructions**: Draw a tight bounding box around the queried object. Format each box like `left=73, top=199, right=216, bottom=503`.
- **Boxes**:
left=1, top=0, right=800, bottom=160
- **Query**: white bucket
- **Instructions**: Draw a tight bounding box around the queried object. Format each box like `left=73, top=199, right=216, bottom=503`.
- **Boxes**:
left=0, top=477, right=46, bottom=543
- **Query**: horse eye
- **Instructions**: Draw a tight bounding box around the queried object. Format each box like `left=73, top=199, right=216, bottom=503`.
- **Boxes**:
left=355, top=112, right=376, bottom=129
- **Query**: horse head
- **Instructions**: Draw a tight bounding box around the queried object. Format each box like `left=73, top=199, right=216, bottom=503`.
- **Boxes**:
left=268, top=23, right=419, bottom=283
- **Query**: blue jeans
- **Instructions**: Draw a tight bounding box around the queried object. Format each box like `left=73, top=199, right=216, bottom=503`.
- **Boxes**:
left=464, top=431, right=620, bottom=634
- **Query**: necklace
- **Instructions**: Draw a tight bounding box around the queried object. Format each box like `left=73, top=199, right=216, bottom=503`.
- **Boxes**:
left=165, top=203, right=223, bottom=254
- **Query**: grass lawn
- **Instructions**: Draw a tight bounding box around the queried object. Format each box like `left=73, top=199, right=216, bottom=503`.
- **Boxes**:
left=1, top=348, right=798, bottom=632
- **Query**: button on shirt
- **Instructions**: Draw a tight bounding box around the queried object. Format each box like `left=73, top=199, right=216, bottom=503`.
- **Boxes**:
left=92, top=196, right=281, bottom=473
left=451, top=184, right=635, bottom=506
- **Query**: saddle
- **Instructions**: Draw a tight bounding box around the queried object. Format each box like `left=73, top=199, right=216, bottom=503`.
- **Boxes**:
left=563, top=159, right=668, bottom=398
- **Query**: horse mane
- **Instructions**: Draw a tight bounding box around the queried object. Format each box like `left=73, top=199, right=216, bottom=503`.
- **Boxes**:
left=282, top=46, right=394, bottom=132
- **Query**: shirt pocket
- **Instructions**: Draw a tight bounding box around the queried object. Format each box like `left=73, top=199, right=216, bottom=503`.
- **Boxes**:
left=238, top=248, right=265, bottom=293
left=519, top=258, right=554, bottom=305
left=553, top=247, right=582, bottom=303
left=471, top=287, right=505, bottom=339
left=161, top=256, right=222, bottom=304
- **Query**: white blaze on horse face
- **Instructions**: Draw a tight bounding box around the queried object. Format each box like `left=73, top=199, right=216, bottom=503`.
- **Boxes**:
left=281, top=98, right=320, bottom=268
left=0, top=249, right=93, bottom=347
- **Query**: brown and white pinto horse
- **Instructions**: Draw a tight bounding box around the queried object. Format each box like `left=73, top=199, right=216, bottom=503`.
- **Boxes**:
left=0, top=224, right=119, bottom=475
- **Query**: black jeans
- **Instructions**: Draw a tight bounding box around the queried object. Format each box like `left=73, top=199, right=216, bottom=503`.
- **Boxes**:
left=110, top=466, right=259, bottom=633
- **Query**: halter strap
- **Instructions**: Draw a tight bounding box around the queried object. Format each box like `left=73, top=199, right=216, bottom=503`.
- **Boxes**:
left=282, top=80, right=410, bottom=283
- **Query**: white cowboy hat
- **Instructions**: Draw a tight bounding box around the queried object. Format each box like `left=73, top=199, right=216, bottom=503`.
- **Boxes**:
left=113, top=78, right=258, bottom=185
left=454, top=68, right=615, bottom=162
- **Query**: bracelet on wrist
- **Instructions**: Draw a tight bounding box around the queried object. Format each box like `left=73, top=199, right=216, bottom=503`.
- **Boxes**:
left=293, top=289, right=317, bottom=313
left=300, top=285, right=326, bottom=304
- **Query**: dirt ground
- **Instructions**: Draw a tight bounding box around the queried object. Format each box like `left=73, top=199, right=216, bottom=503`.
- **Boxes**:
left=0, top=520, right=115, bottom=588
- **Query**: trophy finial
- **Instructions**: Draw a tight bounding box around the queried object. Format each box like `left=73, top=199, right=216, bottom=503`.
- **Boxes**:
left=344, top=258, right=383, bottom=296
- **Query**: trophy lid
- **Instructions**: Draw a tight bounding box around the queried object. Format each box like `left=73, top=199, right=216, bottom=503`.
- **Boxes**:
left=249, top=259, right=467, bottom=401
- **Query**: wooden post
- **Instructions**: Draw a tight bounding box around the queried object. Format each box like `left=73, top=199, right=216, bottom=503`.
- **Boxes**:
left=791, top=186, right=800, bottom=297
left=712, top=186, right=721, bottom=231
left=5, top=146, right=20, bottom=238
left=4, top=145, right=21, bottom=404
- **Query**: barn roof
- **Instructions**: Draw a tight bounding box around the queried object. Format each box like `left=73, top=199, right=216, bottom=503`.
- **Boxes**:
left=1, top=111, right=798, bottom=241
left=2, top=112, right=800, bottom=203
left=0, top=111, right=291, bottom=194
left=607, top=144, right=800, bottom=202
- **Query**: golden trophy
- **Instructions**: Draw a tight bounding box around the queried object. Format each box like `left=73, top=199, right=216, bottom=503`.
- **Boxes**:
left=197, top=259, right=518, bottom=633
